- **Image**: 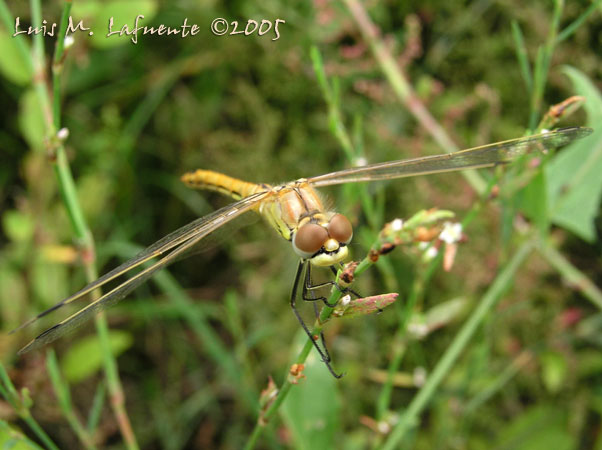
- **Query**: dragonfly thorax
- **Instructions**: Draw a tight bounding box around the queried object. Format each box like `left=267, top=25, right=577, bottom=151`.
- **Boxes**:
left=292, top=213, right=353, bottom=266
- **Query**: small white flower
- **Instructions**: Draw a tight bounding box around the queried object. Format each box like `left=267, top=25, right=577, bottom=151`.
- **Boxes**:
left=439, top=221, right=463, bottom=244
left=57, top=128, right=69, bottom=140
left=423, top=246, right=438, bottom=261
left=541, top=128, right=550, bottom=134
left=391, top=218, right=404, bottom=231
left=64, top=35, right=75, bottom=49
left=354, top=157, right=368, bottom=167
left=413, top=367, right=427, bottom=386
left=377, top=421, right=391, bottom=434
left=341, top=294, right=351, bottom=306
left=408, top=322, right=428, bottom=339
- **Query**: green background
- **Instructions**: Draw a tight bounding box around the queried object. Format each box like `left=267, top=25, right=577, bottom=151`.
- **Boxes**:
left=0, top=0, right=601, bottom=449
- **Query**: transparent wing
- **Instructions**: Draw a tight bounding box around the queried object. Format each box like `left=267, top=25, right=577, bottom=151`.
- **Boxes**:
left=308, top=127, right=592, bottom=187
left=16, top=191, right=269, bottom=354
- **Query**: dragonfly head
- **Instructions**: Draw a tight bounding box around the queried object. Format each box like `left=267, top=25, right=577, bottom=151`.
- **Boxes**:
left=292, top=213, right=353, bottom=266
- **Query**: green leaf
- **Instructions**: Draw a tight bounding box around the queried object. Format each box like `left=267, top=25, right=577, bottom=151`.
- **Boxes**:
left=545, top=67, right=602, bottom=242
left=0, top=30, right=32, bottom=85
left=72, top=0, right=158, bottom=49
left=540, top=351, right=567, bottom=393
left=494, top=405, right=575, bottom=450
left=18, top=89, right=45, bottom=150
left=281, top=331, right=341, bottom=450
left=60, top=330, right=133, bottom=383
left=519, top=169, right=549, bottom=235
left=2, top=210, right=35, bottom=243
left=0, top=420, right=45, bottom=450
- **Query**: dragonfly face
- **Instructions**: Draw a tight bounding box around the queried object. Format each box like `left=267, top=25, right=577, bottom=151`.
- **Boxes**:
left=291, top=212, right=353, bottom=266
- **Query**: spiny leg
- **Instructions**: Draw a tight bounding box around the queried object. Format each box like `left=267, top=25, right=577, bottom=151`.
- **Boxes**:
left=302, top=264, right=362, bottom=307
left=290, top=260, right=342, bottom=378
left=308, top=279, right=332, bottom=365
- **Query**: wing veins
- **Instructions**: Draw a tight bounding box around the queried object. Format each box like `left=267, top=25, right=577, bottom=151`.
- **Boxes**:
left=15, top=192, right=267, bottom=346
left=308, top=127, right=592, bottom=187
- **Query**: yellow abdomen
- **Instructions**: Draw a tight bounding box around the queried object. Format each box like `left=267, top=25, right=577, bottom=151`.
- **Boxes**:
left=180, top=169, right=270, bottom=202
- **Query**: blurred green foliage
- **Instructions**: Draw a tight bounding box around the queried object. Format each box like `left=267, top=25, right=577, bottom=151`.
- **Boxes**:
left=0, top=0, right=601, bottom=448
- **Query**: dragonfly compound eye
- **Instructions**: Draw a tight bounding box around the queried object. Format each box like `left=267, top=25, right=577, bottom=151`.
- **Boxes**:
left=327, top=214, right=353, bottom=244
left=293, top=223, right=329, bottom=258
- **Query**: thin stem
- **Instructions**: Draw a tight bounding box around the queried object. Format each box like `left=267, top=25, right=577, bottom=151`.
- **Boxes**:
left=511, top=21, right=533, bottom=95
left=528, top=0, right=564, bottom=131
left=556, top=0, right=602, bottom=43
left=0, top=363, right=60, bottom=450
left=24, top=0, right=139, bottom=447
left=374, top=253, right=441, bottom=421
left=244, top=284, right=344, bottom=450
left=87, top=381, right=107, bottom=433
left=46, top=350, right=97, bottom=449
left=92, top=300, right=139, bottom=450
left=381, top=240, right=534, bottom=449
left=52, top=0, right=72, bottom=129
left=342, top=0, right=486, bottom=194
left=310, top=46, right=381, bottom=230
left=463, top=350, right=533, bottom=414
left=0, top=1, right=33, bottom=74
left=29, top=0, right=53, bottom=129
left=536, top=240, right=602, bottom=310
left=21, top=415, right=61, bottom=450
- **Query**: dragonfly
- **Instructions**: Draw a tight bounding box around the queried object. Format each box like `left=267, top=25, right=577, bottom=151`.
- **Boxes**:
left=13, top=126, right=593, bottom=368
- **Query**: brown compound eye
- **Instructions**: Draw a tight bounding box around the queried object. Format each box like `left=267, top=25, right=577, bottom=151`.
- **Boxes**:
left=328, top=214, right=353, bottom=244
left=292, top=223, right=328, bottom=258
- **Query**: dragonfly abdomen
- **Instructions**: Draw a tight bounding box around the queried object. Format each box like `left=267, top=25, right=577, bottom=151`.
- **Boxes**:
left=181, top=169, right=269, bottom=201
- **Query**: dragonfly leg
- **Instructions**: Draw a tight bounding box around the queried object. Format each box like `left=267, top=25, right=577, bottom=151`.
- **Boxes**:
left=290, top=260, right=343, bottom=379
left=302, top=264, right=361, bottom=307
left=311, top=294, right=332, bottom=364
left=329, top=265, right=363, bottom=298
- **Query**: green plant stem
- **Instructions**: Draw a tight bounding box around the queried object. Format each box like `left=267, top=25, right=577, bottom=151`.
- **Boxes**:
left=52, top=0, right=72, bottom=129
left=556, top=0, right=602, bottom=43
left=375, top=253, right=440, bottom=422
left=342, top=0, right=486, bottom=194
left=29, top=0, right=53, bottom=128
left=375, top=176, right=499, bottom=426
left=463, top=350, right=533, bottom=414
left=528, top=0, right=563, bottom=130
left=244, top=286, right=344, bottom=450
left=536, top=240, right=602, bottom=310
left=381, top=240, right=534, bottom=450
left=0, top=1, right=34, bottom=75
left=92, top=299, right=140, bottom=450
left=0, top=363, right=60, bottom=450
left=310, top=46, right=380, bottom=229
left=511, top=21, right=533, bottom=94
left=25, top=0, right=139, bottom=448
left=47, top=350, right=97, bottom=449
left=87, top=381, right=107, bottom=433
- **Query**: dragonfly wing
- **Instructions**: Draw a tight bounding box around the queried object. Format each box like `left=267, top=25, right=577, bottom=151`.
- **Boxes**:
left=308, top=127, right=593, bottom=187
left=17, top=191, right=268, bottom=353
